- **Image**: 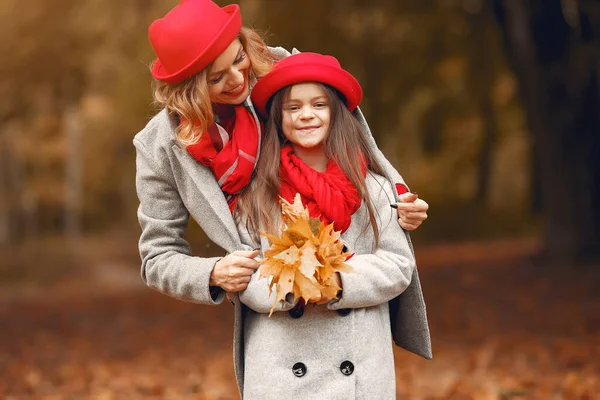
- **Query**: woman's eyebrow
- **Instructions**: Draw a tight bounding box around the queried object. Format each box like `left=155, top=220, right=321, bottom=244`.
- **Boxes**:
left=209, top=46, right=243, bottom=77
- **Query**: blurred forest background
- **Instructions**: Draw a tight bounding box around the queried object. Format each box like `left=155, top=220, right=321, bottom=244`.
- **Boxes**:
left=1, top=0, right=599, bottom=399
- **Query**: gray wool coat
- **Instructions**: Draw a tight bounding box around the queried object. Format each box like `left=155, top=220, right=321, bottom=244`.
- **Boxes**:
left=134, top=47, right=431, bottom=399
left=238, top=173, right=415, bottom=399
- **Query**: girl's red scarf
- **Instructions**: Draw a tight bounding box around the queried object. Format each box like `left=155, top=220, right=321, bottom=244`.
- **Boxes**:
left=279, top=145, right=364, bottom=233
left=186, top=100, right=261, bottom=211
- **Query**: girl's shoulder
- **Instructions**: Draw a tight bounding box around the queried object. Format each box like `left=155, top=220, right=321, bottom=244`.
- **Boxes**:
left=365, top=172, right=396, bottom=205
left=365, top=171, right=393, bottom=191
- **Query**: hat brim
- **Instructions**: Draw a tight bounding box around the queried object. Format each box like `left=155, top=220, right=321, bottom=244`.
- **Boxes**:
left=152, top=4, right=242, bottom=84
left=251, top=62, right=362, bottom=118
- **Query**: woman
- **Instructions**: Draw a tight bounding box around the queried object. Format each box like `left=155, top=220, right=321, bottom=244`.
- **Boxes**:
left=134, top=0, right=430, bottom=395
left=235, top=52, right=428, bottom=399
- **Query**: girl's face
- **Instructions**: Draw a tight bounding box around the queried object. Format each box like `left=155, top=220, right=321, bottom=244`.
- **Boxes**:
left=207, top=39, right=251, bottom=105
left=281, top=83, right=331, bottom=152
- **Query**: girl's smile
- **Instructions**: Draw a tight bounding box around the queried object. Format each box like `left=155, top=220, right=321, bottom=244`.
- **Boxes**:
left=296, top=124, right=321, bottom=132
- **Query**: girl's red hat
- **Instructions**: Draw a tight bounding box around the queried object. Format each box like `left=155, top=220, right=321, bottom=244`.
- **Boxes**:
left=148, top=0, right=241, bottom=84
left=251, top=52, right=363, bottom=118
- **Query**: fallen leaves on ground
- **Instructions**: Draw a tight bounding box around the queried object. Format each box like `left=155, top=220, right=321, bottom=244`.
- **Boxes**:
left=1, top=237, right=599, bottom=399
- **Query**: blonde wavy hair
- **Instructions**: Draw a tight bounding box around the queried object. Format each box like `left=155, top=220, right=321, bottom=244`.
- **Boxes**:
left=151, top=26, right=273, bottom=146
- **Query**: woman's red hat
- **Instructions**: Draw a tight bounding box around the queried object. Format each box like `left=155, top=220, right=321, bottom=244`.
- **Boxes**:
left=148, top=0, right=241, bottom=84
left=251, top=52, right=363, bottom=118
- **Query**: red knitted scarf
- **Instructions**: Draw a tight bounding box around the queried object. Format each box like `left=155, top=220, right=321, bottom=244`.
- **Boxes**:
left=186, top=101, right=261, bottom=211
left=279, top=145, right=364, bottom=233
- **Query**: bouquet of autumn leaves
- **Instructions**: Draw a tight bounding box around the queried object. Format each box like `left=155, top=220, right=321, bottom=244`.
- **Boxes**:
left=259, top=194, right=353, bottom=315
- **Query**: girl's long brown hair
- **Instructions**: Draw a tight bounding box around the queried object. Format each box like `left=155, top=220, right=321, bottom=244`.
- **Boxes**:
left=236, top=84, right=387, bottom=247
left=151, top=26, right=273, bottom=146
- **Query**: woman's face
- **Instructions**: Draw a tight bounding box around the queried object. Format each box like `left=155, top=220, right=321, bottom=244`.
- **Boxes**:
left=281, top=83, right=331, bottom=152
left=207, top=39, right=251, bottom=105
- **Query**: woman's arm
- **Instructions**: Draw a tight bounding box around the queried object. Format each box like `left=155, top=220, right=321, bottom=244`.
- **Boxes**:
left=328, top=175, right=416, bottom=310
left=135, top=137, right=226, bottom=305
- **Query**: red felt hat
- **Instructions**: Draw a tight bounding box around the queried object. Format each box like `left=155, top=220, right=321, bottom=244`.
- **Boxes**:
left=251, top=52, right=363, bottom=118
left=148, top=0, right=242, bottom=84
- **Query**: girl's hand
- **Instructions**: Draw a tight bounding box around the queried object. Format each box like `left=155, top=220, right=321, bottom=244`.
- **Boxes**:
left=210, top=249, right=260, bottom=292
left=393, top=192, right=429, bottom=231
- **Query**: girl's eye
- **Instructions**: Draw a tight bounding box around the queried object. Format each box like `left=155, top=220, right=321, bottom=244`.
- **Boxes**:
left=288, top=105, right=300, bottom=111
left=314, top=102, right=327, bottom=108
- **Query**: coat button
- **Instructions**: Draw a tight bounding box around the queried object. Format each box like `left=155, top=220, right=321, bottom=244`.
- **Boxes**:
left=288, top=299, right=305, bottom=319
left=340, top=361, right=354, bottom=376
left=292, top=362, right=307, bottom=377
left=337, top=308, right=352, bottom=316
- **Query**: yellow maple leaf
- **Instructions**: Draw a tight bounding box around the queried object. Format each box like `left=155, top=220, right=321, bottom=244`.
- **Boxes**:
left=297, top=241, right=323, bottom=280
left=261, top=231, right=295, bottom=258
left=259, top=194, right=354, bottom=315
left=281, top=193, right=309, bottom=225
left=294, top=272, right=323, bottom=304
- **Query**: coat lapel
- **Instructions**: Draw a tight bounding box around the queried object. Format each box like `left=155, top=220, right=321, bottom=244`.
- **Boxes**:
left=170, top=143, right=248, bottom=254
left=170, top=143, right=248, bottom=394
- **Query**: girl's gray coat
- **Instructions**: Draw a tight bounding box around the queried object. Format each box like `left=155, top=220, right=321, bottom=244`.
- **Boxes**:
left=134, top=47, right=431, bottom=399
left=238, top=173, right=416, bottom=399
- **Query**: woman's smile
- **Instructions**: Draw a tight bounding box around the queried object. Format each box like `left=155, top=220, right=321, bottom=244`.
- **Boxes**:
left=224, top=79, right=247, bottom=96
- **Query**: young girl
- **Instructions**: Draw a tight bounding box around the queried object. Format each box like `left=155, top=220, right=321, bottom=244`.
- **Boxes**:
left=234, top=52, right=431, bottom=399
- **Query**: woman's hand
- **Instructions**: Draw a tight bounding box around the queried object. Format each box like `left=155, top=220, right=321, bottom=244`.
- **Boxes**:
left=210, top=249, right=260, bottom=292
left=393, top=192, right=429, bottom=231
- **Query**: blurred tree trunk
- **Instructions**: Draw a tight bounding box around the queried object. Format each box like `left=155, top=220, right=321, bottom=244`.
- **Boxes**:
left=0, top=130, right=10, bottom=247
left=64, top=106, right=83, bottom=239
left=0, top=123, right=25, bottom=246
left=494, top=0, right=600, bottom=262
left=467, top=2, right=500, bottom=205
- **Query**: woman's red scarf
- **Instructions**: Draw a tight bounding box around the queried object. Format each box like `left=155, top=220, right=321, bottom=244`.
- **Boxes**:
left=186, top=100, right=261, bottom=211
left=279, top=145, right=364, bottom=233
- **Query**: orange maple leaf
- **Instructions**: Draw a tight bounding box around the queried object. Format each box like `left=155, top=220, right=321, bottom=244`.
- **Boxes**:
left=259, top=194, right=353, bottom=315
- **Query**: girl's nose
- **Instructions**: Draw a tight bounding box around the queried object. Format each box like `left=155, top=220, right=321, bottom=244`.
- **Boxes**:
left=299, top=106, right=314, bottom=119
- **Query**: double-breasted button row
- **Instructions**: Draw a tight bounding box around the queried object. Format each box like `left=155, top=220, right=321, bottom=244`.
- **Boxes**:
left=291, top=361, right=355, bottom=377
left=289, top=305, right=352, bottom=319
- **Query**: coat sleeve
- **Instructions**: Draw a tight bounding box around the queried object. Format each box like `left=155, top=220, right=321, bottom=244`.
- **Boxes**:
left=328, top=176, right=415, bottom=310
left=134, top=137, right=225, bottom=305
left=238, top=269, right=297, bottom=314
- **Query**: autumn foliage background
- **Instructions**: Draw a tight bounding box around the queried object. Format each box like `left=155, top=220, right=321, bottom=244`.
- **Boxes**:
left=1, top=0, right=599, bottom=399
